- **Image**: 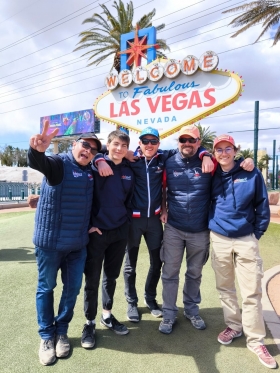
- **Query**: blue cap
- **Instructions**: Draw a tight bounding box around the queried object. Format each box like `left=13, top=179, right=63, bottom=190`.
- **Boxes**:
left=139, top=127, right=159, bottom=139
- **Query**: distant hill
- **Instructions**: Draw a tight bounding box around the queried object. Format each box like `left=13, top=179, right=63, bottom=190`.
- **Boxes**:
left=0, top=166, right=43, bottom=183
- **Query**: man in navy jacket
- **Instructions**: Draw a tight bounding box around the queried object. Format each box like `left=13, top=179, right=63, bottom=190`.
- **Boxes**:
left=29, top=121, right=101, bottom=365
left=81, top=130, right=134, bottom=349
left=209, top=134, right=276, bottom=369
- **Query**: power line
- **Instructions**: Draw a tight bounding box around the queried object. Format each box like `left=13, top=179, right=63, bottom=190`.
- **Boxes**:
left=0, top=0, right=102, bottom=53
left=0, top=36, right=276, bottom=115
left=0, top=35, right=274, bottom=107
left=0, top=0, right=154, bottom=55
left=0, top=85, right=104, bottom=115
left=0, top=57, right=87, bottom=93
left=0, top=67, right=110, bottom=104
left=0, top=0, right=244, bottom=90
left=228, top=127, right=280, bottom=133
left=0, top=61, right=111, bottom=99
left=0, top=20, right=237, bottom=96
left=0, top=0, right=242, bottom=70
left=0, top=9, right=252, bottom=95
left=0, top=0, right=43, bottom=24
left=207, top=106, right=280, bottom=119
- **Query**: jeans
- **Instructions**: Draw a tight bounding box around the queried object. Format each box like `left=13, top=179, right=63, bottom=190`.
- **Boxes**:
left=161, top=223, right=210, bottom=319
left=124, top=215, right=163, bottom=304
left=35, top=247, right=87, bottom=340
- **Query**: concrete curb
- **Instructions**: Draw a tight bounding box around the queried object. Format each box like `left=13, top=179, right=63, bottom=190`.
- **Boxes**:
left=0, top=202, right=29, bottom=210
left=262, top=265, right=280, bottom=351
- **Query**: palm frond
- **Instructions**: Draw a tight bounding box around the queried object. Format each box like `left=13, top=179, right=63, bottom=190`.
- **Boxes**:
left=223, top=0, right=280, bottom=45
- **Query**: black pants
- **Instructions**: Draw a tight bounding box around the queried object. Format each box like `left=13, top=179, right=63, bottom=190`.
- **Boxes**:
left=84, top=222, right=129, bottom=320
left=124, top=215, right=163, bottom=304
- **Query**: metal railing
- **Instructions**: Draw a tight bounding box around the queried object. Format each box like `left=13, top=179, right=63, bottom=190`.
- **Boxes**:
left=0, top=182, right=41, bottom=202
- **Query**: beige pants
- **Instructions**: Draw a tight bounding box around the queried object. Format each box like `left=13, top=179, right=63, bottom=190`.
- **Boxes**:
left=210, top=231, right=265, bottom=346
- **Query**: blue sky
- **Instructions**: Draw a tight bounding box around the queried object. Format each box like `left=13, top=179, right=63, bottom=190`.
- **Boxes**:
left=0, top=0, right=279, bottom=159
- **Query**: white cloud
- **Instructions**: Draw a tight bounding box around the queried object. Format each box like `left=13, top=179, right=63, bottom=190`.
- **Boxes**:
left=0, top=0, right=279, bottom=158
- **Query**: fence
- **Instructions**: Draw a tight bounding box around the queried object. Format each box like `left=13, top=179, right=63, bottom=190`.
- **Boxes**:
left=0, top=182, right=41, bottom=202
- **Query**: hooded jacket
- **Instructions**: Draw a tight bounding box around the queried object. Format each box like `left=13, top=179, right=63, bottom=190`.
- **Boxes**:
left=208, top=158, right=270, bottom=239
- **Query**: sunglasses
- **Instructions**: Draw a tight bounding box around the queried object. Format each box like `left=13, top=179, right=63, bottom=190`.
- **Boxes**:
left=179, top=137, right=199, bottom=144
left=141, top=138, right=159, bottom=145
left=215, top=147, right=234, bottom=155
left=78, top=140, right=98, bottom=155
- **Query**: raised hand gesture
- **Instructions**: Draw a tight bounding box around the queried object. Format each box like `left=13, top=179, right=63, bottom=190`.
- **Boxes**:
left=29, top=120, right=59, bottom=152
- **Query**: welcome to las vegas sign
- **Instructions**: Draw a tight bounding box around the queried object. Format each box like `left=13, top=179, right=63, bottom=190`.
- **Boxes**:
left=94, top=26, right=243, bottom=139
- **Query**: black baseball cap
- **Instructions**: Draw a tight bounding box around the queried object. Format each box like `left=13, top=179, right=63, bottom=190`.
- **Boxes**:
left=76, top=133, right=102, bottom=152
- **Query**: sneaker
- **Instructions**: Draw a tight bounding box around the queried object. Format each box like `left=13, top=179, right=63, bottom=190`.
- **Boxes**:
left=247, top=344, right=277, bottom=369
left=218, top=327, right=242, bottom=345
left=127, top=303, right=140, bottom=322
left=184, top=312, right=206, bottom=330
left=159, top=318, right=175, bottom=334
left=144, top=299, right=163, bottom=318
left=39, top=339, right=56, bottom=366
left=100, top=314, right=129, bottom=335
left=55, top=334, right=70, bottom=358
left=81, top=324, right=95, bottom=349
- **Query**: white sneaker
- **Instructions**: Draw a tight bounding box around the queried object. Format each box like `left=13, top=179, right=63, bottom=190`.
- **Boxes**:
left=39, top=339, right=56, bottom=366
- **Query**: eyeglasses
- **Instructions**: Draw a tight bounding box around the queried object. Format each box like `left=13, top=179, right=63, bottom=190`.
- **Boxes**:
left=179, top=137, right=199, bottom=144
left=78, top=140, right=98, bottom=155
left=141, top=138, right=159, bottom=145
left=215, top=147, right=234, bottom=155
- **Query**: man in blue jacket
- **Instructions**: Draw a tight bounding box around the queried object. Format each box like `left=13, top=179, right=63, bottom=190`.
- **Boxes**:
left=159, top=125, right=212, bottom=334
left=29, top=121, right=101, bottom=365
left=81, top=130, right=134, bottom=349
left=209, top=134, right=276, bottom=369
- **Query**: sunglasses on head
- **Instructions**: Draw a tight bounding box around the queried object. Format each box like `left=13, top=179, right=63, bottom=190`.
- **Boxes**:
left=78, top=140, right=98, bottom=155
left=141, top=138, right=159, bottom=145
left=179, top=137, right=198, bottom=144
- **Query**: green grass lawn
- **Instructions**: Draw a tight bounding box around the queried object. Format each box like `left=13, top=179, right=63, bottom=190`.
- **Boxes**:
left=0, top=211, right=279, bottom=373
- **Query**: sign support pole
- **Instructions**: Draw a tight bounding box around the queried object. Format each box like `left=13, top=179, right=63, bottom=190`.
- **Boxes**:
left=254, top=101, right=259, bottom=167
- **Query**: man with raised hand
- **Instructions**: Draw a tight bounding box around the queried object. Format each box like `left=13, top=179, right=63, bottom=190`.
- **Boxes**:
left=29, top=121, right=101, bottom=366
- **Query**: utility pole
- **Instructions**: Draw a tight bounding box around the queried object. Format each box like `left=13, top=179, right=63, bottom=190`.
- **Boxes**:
left=272, top=140, right=276, bottom=190
left=276, top=155, right=279, bottom=190
left=254, top=101, right=259, bottom=166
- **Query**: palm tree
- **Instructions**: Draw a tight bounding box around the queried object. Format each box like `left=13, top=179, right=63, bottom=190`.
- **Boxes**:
left=237, top=148, right=254, bottom=159
left=260, top=153, right=272, bottom=183
left=74, top=0, right=170, bottom=72
left=223, top=1, right=280, bottom=46
left=257, top=159, right=266, bottom=172
left=195, top=123, right=216, bottom=151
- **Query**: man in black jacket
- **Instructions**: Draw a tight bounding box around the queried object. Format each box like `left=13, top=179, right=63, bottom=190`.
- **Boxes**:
left=81, top=130, right=134, bottom=349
